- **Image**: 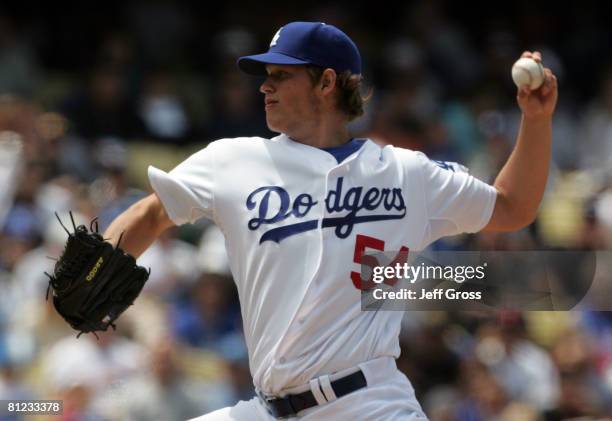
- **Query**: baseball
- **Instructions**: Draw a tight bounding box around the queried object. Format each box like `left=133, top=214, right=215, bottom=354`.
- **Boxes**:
left=512, top=57, right=545, bottom=90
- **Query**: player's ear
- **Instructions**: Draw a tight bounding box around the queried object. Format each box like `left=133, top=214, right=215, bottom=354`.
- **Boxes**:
left=320, top=69, right=337, bottom=95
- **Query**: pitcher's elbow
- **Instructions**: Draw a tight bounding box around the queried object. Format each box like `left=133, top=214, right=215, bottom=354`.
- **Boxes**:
left=507, top=207, right=537, bottom=231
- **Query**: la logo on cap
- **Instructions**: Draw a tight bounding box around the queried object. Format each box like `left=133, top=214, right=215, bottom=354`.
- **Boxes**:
left=238, top=21, right=361, bottom=76
left=270, top=27, right=282, bottom=47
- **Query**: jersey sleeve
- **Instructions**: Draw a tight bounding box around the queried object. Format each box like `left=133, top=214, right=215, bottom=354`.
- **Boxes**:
left=148, top=142, right=218, bottom=225
left=415, top=151, right=497, bottom=245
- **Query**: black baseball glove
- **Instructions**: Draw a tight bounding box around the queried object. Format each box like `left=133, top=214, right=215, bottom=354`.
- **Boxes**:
left=45, top=212, right=149, bottom=338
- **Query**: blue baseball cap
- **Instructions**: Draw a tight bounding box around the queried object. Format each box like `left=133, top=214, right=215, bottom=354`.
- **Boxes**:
left=237, top=22, right=361, bottom=76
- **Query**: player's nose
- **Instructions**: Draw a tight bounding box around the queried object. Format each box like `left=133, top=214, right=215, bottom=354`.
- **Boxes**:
left=260, top=79, right=274, bottom=94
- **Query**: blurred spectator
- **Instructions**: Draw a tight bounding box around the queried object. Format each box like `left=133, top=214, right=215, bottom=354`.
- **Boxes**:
left=97, top=31, right=137, bottom=75
left=89, top=138, right=147, bottom=229
left=138, top=228, right=199, bottom=295
left=138, top=70, right=192, bottom=143
left=41, top=330, right=146, bottom=394
left=579, top=66, right=612, bottom=172
left=212, top=27, right=257, bottom=70
left=398, top=318, right=461, bottom=398
left=54, top=383, right=105, bottom=421
left=579, top=311, right=612, bottom=405
left=595, top=187, right=612, bottom=247
left=422, top=385, right=461, bottom=421
left=60, top=66, right=143, bottom=141
left=0, top=15, right=41, bottom=98
left=0, top=359, right=37, bottom=421
left=126, top=1, right=195, bottom=66
left=474, top=313, right=560, bottom=411
left=0, top=360, right=35, bottom=402
left=99, top=339, right=207, bottom=420
left=577, top=198, right=608, bottom=249
left=219, top=337, right=253, bottom=404
left=0, top=131, right=23, bottom=228
left=368, top=36, right=440, bottom=151
left=548, top=327, right=612, bottom=417
left=169, top=272, right=242, bottom=352
left=454, top=360, right=509, bottom=420
left=1, top=180, right=45, bottom=280
left=196, top=223, right=231, bottom=277
left=404, top=1, right=482, bottom=96
left=205, top=70, right=271, bottom=140
left=40, top=330, right=146, bottom=420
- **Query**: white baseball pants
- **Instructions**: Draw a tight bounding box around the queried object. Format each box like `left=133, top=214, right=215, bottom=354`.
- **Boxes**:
left=188, top=356, right=428, bottom=420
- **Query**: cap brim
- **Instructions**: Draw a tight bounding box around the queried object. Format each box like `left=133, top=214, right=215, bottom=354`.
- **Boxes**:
left=237, top=52, right=310, bottom=75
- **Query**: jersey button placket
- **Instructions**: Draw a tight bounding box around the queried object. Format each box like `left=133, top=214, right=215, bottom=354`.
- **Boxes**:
left=274, top=168, right=329, bottom=361
left=320, top=165, right=346, bottom=250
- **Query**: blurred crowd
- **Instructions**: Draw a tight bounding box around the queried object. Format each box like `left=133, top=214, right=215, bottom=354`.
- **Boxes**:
left=1, top=1, right=612, bottom=420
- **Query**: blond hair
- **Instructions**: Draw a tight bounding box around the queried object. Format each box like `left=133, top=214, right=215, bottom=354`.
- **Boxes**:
left=306, top=66, right=369, bottom=121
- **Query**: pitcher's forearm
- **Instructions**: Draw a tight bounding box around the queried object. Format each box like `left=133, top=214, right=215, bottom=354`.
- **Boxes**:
left=104, top=194, right=174, bottom=258
left=494, top=115, right=552, bottom=224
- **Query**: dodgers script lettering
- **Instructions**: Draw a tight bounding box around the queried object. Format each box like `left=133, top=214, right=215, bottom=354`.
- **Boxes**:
left=246, top=177, right=406, bottom=243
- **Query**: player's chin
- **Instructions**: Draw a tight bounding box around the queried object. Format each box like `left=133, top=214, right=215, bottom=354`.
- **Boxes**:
left=265, top=115, right=283, bottom=133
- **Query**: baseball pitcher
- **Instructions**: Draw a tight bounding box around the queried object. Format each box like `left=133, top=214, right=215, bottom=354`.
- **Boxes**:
left=48, top=22, right=558, bottom=420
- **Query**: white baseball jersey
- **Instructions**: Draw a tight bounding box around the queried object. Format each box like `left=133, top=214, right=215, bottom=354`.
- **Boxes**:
left=148, top=134, right=496, bottom=396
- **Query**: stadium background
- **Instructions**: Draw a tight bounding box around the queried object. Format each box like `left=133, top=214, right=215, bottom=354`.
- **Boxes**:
left=1, top=1, right=612, bottom=419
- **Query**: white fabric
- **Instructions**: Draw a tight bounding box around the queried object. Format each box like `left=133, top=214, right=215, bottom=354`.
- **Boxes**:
left=187, top=357, right=427, bottom=420
left=149, top=134, right=496, bottom=398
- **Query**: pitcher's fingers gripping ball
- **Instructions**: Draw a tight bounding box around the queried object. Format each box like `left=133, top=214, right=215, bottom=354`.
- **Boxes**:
left=512, top=57, right=545, bottom=90
left=514, top=51, right=558, bottom=118
left=45, top=212, right=149, bottom=338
